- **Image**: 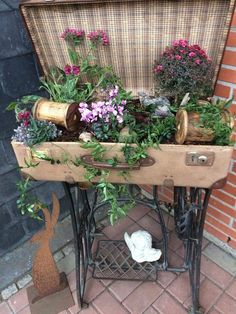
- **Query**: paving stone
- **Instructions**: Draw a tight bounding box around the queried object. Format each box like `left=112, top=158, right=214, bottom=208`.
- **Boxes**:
left=1, top=284, right=18, bottom=300
left=8, top=288, right=28, bottom=313
left=143, top=306, right=159, bottom=314
left=201, top=255, right=233, bottom=289
left=102, top=216, right=134, bottom=239
left=54, top=250, right=64, bottom=263
left=58, top=252, right=75, bottom=275
left=17, top=274, right=32, bottom=289
left=127, top=204, right=151, bottom=221
left=203, top=243, right=236, bottom=276
left=84, top=278, right=105, bottom=303
left=122, top=282, right=163, bottom=314
left=93, top=290, right=128, bottom=314
left=0, top=141, right=14, bottom=175
left=0, top=169, right=21, bottom=205
left=62, top=243, right=74, bottom=256
left=207, top=309, right=221, bottom=314
left=108, top=280, right=141, bottom=302
left=167, top=272, right=191, bottom=303
left=0, top=222, right=26, bottom=252
left=0, top=205, right=12, bottom=231
left=17, top=306, right=32, bottom=314
left=79, top=305, right=99, bottom=313
left=0, top=1, right=10, bottom=11
left=157, top=270, right=177, bottom=288
left=68, top=290, right=79, bottom=314
left=168, top=249, right=184, bottom=268
left=168, top=231, right=183, bottom=251
left=215, top=293, right=236, bottom=314
left=137, top=215, right=163, bottom=240
left=184, top=278, right=223, bottom=313
left=226, top=279, right=236, bottom=300
left=3, top=0, right=19, bottom=9
left=67, top=270, right=76, bottom=292
left=1, top=137, right=17, bottom=165
left=153, top=291, right=187, bottom=314
left=0, top=301, right=12, bottom=314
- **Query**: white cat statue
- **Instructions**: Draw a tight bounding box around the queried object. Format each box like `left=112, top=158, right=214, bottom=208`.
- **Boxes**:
left=124, top=230, right=162, bottom=263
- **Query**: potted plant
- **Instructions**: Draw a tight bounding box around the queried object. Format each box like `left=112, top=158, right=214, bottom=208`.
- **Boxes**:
left=10, top=28, right=234, bottom=225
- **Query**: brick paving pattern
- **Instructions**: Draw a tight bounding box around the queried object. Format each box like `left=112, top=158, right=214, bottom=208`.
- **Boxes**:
left=0, top=206, right=235, bottom=314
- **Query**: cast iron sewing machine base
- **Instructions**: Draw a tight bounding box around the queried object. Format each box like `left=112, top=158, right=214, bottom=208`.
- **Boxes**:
left=63, top=183, right=211, bottom=314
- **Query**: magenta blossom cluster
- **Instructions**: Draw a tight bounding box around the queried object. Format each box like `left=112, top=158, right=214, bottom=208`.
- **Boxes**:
left=64, top=64, right=80, bottom=76
left=79, top=86, right=125, bottom=124
left=61, top=28, right=85, bottom=45
left=87, top=30, right=109, bottom=46
left=154, top=39, right=213, bottom=98
left=17, top=110, right=30, bottom=127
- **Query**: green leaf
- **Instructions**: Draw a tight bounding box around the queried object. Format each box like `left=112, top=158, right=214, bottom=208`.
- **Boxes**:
left=224, top=97, right=233, bottom=109
left=6, top=102, right=17, bottom=111
left=68, top=48, right=79, bottom=65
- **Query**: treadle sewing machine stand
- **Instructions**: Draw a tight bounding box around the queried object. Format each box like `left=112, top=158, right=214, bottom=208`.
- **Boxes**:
left=63, top=183, right=212, bottom=314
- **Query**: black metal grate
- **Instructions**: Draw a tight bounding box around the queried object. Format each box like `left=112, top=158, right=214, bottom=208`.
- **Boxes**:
left=92, top=240, right=157, bottom=281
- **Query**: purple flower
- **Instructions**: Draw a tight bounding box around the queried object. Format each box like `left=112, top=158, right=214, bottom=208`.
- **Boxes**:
left=175, top=55, right=182, bottom=61
left=109, top=85, right=119, bottom=98
left=117, top=115, right=123, bottom=124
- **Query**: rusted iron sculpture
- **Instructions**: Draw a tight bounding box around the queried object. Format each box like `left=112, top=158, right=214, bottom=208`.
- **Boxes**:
left=31, top=193, right=66, bottom=300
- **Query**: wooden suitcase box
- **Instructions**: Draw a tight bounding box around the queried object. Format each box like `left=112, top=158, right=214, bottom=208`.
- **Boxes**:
left=12, top=0, right=236, bottom=188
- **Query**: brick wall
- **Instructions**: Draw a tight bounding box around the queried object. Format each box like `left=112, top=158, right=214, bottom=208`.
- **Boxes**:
left=206, top=9, right=236, bottom=251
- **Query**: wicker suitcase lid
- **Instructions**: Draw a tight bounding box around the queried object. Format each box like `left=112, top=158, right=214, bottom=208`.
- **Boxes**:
left=20, top=0, right=235, bottom=95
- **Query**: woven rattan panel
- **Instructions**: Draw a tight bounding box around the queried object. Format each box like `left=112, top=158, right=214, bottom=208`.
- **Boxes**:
left=21, top=0, right=235, bottom=95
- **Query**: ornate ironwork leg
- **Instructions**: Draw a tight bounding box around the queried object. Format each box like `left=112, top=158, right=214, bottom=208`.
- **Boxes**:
left=188, top=188, right=212, bottom=314
left=63, top=183, right=95, bottom=309
left=152, top=186, right=169, bottom=270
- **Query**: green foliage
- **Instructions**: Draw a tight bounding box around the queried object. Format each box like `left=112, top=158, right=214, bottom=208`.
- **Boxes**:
left=25, top=120, right=59, bottom=147
left=97, top=171, right=135, bottom=225
left=185, top=101, right=234, bottom=145
left=16, top=178, right=43, bottom=220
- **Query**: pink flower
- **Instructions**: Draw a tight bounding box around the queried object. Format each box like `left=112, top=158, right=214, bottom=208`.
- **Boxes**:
left=154, top=65, right=163, bottom=73
left=72, top=65, right=80, bottom=76
left=18, top=112, right=24, bottom=120
left=195, top=59, right=201, bottom=65
left=173, top=39, right=188, bottom=48
left=23, top=111, right=30, bottom=119
left=175, top=55, right=182, bottom=61
left=64, top=65, right=72, bottom=75
left=23, top=120, right=29, bottom=127
left=61, top=28, right=85, bottom=43
left=189, top=52, right=196, bottom=58
left=64, top=65, right=80, bottom=76
left=88, top=30, right=109, bottom=46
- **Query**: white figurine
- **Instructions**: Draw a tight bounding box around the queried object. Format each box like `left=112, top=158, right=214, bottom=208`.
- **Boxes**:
left=124, top=230, right=162, bottom=263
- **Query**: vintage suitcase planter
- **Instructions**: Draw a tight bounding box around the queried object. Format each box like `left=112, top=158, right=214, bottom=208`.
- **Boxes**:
left=12, top=0, right=235, bottom=188
left=12, top=141, right=233, bottom=188
left=9, top=1, right=236, bottom=313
